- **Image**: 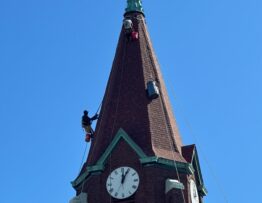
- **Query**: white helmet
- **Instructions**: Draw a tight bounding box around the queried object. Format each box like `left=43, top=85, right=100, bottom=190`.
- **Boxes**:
left=123, top=19, right=133, bottom=29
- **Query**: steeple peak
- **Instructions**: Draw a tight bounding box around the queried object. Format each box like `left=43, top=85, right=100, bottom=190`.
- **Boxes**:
left=70, top=4, right=207, bottom=203
left=125, top=0, right=144, bottom=15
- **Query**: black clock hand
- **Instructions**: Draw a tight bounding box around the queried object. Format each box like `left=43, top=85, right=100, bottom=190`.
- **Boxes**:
left=122, top=168, right=130, bottom=184
left=121, top=169, right=125, bottom=184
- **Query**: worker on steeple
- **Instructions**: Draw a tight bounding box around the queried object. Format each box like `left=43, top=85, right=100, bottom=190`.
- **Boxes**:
left=123, top=17, right=133, bottom=41
left=123, top=17, right=139, bottom=41
left=82, top=110, right=98, bottom=142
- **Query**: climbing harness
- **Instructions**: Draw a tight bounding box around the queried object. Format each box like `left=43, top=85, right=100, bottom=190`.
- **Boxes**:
left=81, top=101, right=102, bottom=143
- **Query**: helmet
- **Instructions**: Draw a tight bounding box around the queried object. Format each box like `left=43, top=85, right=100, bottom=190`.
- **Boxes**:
left=83, top=110, right=88, bottom=115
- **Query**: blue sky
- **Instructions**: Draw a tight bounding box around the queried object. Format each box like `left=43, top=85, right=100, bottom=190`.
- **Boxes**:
left=0, top=0, right=261, bottom=202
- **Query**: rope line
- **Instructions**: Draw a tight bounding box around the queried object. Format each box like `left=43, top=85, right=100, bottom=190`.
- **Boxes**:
left=165, top=80, right=229, bottom=203
left=95, top=102, right=102, bottom=114
left=140, top=18, right=178, bottom=149
left=140, top=17, right=186, bottom=203
left=79, top=143, right=88, bottom=173
left=79, top=33, right=127, bottom=202
left=108, top=34, right=127, bottom=203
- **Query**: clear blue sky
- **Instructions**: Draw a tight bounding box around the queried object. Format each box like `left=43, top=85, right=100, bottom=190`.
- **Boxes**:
left=0, top=0, right=261, bottom=202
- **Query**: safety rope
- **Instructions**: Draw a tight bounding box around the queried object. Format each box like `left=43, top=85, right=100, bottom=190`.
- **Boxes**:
left=95, top=102, right=102, bottom=115
left=78, top=36, right=127, bottom=202
left=140, top=17, right=186, bottom=203
left=108, top=34, right=128, bottom=203
left=140, top=16, right=177, bottom=154
left=79, top=143, right=88, bottom=173
left=165, top=79, right=229, bottom=203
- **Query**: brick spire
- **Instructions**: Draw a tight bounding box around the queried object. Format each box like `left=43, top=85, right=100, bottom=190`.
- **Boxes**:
left=86, top=9, right=185, bottom=166
left=71, top=4, right=207, bottom=202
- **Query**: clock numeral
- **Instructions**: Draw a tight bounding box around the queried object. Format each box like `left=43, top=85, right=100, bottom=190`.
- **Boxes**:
left=107, top=183, right=112, bottom=187
left=110, top=177, right=114, bottom=180
left=133, top=178, right=138, bottom=182
left=114, top=170, right=118, bottom=175
left=132, top=172, right=136, bottom=176
left=109, top=188, right=114, bottom=193
left=128, top=191, right=132, bottom=195
left=132, top=185, right=137, bottom=189
left=114, top=192, right=118, bottom=197
left=121, top=168, right=124, bottom=173
left=122, top=193, right=125, bottom=198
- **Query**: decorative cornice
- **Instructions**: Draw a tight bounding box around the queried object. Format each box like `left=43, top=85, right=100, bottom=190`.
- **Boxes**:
left=71, top=128, right=147, bottom=188
left=183, top=145, right=208, bottom=196
left=71, top=129, right=205, bottom=192
left=198, top=184, right=208, bottom=196
left=193, top=148, right=204, bottom=186
left=96, top=128, right=147, bottom=166
left=140, top=156, right=194, bottom=174
left=165, top=179, right=185, bottom=193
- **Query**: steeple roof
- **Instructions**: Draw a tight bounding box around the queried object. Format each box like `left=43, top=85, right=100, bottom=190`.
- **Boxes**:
left=87, top=7, right=185, bottom=166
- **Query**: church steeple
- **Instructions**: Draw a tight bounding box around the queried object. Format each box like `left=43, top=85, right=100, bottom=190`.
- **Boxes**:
left=86, top=1, right=184, bottom=167
left=70, top=2, right=207, bottom=203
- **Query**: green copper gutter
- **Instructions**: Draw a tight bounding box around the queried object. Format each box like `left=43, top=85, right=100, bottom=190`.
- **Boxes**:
left=140, top=156, right=195, bottom=174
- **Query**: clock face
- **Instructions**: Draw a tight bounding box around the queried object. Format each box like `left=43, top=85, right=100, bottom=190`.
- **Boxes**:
left=106, top=166, right=139, bottom=199
left=190, top=179, right=199, bottom=203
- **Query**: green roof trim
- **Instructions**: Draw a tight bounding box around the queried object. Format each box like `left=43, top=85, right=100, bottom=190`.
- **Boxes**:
left=71, top=171, right=89, bottom=188
left=193, top=148, right=204, bottom=186
left=97, top=128, right=147, bottom=165
left=189, top=146, right=208, bottom=196
left=140, top=156, right=194, bottom=174
left=125, top=0, right=144, bottom=14
left=72, top=129, right=207, bottom=194
left=71, top=128, right=147, bottom=188
left=87, top=164, right=104, bottom=173
left=198, top=184, right=208, bottom=196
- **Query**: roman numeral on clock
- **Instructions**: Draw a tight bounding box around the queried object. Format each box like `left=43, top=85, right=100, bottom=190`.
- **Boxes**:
left=132, top=185, right=137, bottom=189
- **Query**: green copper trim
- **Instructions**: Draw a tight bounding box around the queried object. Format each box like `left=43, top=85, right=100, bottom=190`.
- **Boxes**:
left=140, top=156, right=194, bottom=174
left=87, top=164, right=105, bottom=172
left=71, top=171, right=89, bottom=188
left=187, top=146, right=208, bottom=196
left=97, top=128, right=147, bottom=165
left=165, top=179, right=185, bottom=193
left=71, top=128, right=147, bottom=188
left=125, top=0, right=144, bottom=14
left=193, top=148, right=204, bottom=186
left=198, top=185, right=208, bottom=196
left=72, top=129, right=207, bottom=194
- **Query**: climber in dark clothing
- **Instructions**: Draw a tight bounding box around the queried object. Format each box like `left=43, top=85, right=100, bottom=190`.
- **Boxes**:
left=82, top=110, right=98, bottom=141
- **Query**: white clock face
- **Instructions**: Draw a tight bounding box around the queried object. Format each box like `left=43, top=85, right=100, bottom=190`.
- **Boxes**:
left=106, top=166, right=139, bottom=199
left=190, top=179, right=199, bottom=203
